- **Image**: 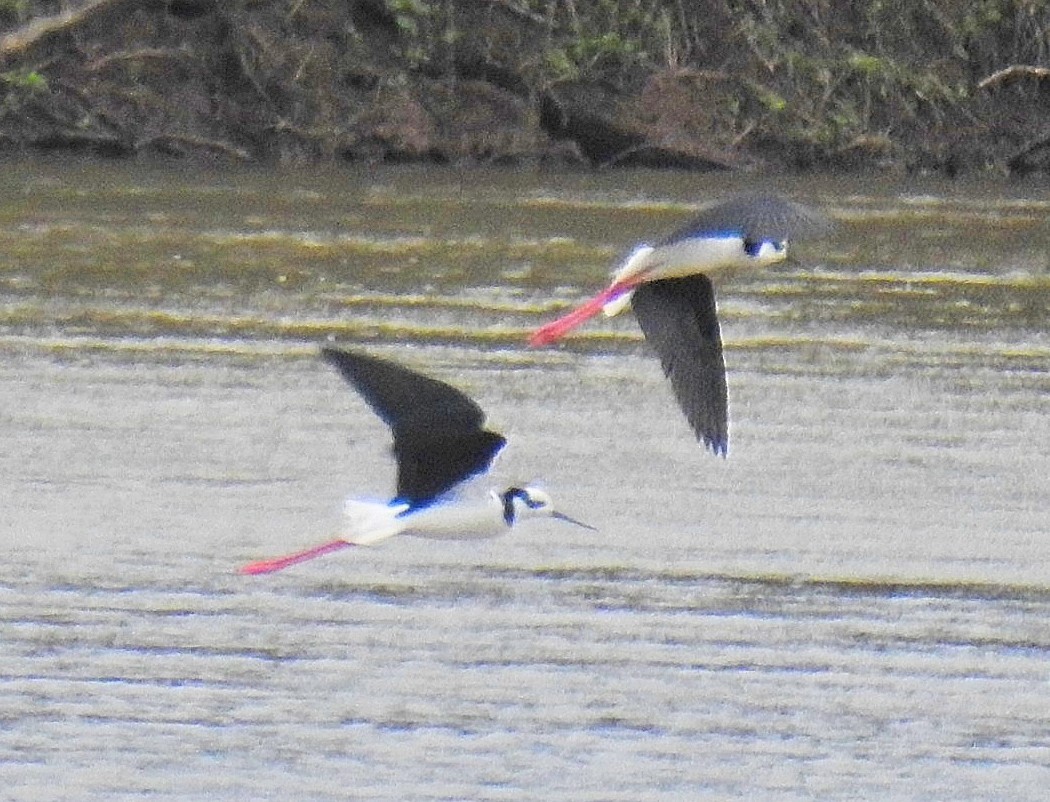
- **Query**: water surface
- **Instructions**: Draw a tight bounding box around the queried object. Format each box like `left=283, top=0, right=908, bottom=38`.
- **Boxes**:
left=1, top=161, right=1048, bottom=800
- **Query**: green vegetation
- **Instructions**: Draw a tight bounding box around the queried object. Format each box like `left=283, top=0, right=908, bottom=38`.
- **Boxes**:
left=0, top=0, right=1049, bottom=172
left=1, top=68, right=46, bottom=91
left=0, top=0, right=28, bottom=25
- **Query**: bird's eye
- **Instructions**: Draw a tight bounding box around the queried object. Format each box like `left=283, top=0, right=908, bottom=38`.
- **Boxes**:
left=524, top=494, right=548, bottom=510
left=743, top=239, right=786, bottom=257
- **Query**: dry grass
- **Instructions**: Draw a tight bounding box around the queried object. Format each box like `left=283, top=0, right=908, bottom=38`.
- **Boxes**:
left=0, top=0, right=1049, bottom=172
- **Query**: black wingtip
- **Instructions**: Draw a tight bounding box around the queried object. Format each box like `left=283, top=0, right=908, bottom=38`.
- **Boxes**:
left=319, top=344, right=343, bottom=364
left=701, top=430, right=728, bottom=457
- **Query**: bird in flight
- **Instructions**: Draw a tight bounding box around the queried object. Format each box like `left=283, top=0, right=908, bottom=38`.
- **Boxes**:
left=529, top=194, right=833, bottom=456
left=240, top=347, right=594, bottom=575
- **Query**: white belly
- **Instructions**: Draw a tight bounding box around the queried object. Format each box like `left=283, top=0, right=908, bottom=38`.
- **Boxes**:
left=401, top=498, right=509, bottom=540
left=343, top=494, right=510, bottom=544
left=609, top=236, right=787, bottom=283
left=603, top=236, right=787, bottom=317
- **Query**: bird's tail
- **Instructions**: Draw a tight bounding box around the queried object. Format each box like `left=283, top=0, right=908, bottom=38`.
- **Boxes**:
left=344, top=499, right=411, bottom=545
left=601, top=289, right=635, bottom=317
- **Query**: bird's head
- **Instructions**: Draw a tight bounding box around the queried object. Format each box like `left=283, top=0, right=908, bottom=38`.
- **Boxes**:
left=742, top=238, right=788, bottom=266
left=500, top=486, right=596, bottom=530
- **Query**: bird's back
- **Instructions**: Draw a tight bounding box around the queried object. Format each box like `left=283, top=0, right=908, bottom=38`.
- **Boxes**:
left=661, top=193, right=834, bottom=245
left=322, top=346, right=507, bottom=508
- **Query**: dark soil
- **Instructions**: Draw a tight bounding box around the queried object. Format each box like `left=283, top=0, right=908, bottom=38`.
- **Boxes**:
left=3, top=0, right=1050, bottom=175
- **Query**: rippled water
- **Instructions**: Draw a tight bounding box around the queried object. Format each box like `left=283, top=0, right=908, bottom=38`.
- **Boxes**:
left=1, top=161, right=1049, bottom=800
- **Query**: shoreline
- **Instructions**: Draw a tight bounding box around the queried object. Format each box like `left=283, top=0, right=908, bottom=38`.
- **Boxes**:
left=1, top=1, right=1049, bottom=175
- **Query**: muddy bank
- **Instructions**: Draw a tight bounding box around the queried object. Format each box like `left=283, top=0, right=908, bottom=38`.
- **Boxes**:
left=2, top=0, right=1050, bottom=175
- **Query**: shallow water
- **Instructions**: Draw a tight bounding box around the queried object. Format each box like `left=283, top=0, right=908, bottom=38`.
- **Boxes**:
left=1, top=161, right=1049, bottom=800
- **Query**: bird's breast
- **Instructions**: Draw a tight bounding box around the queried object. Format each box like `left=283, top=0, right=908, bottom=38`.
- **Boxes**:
left=400, top=497, right=509, bottom=540
left=647, top=235, right=786, bottom=281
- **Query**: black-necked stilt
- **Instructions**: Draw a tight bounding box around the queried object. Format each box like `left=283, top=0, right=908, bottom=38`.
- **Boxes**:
left=239, top=346, right=594, bottom=575
left=529, top=194, right=833, bottom=456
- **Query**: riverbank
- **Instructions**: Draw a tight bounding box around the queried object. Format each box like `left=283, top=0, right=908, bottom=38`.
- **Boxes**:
left=2, top=1, right=1049, bottom=175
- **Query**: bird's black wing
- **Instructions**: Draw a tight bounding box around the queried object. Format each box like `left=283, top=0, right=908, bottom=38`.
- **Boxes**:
left=631, top=275, right=728, bottom=456
left=322, top=347, right=507, bottom=506
left=393, top=429, right=507, bottom=508
left=662, top=194, right=834, bottom=245
left=321, top=347, right=486, bottom=432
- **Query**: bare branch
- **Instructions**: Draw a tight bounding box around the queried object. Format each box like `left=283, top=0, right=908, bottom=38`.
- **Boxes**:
left=87, top=48, right=195, bottom=73
left=978, top=65, right=1050, bottom=90
left=0, top=0, right=135, bottom=64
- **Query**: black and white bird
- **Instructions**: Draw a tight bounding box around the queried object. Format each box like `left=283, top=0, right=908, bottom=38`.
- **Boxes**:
left=240, top=346, right=593, bottom=575
left=529, top=194, right=833, bottom=456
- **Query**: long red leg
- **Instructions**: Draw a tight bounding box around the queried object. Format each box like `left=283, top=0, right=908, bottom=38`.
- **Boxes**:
left=528, top=284, right=630, bottom=346
left=238, top=539, right=353, bottom=575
